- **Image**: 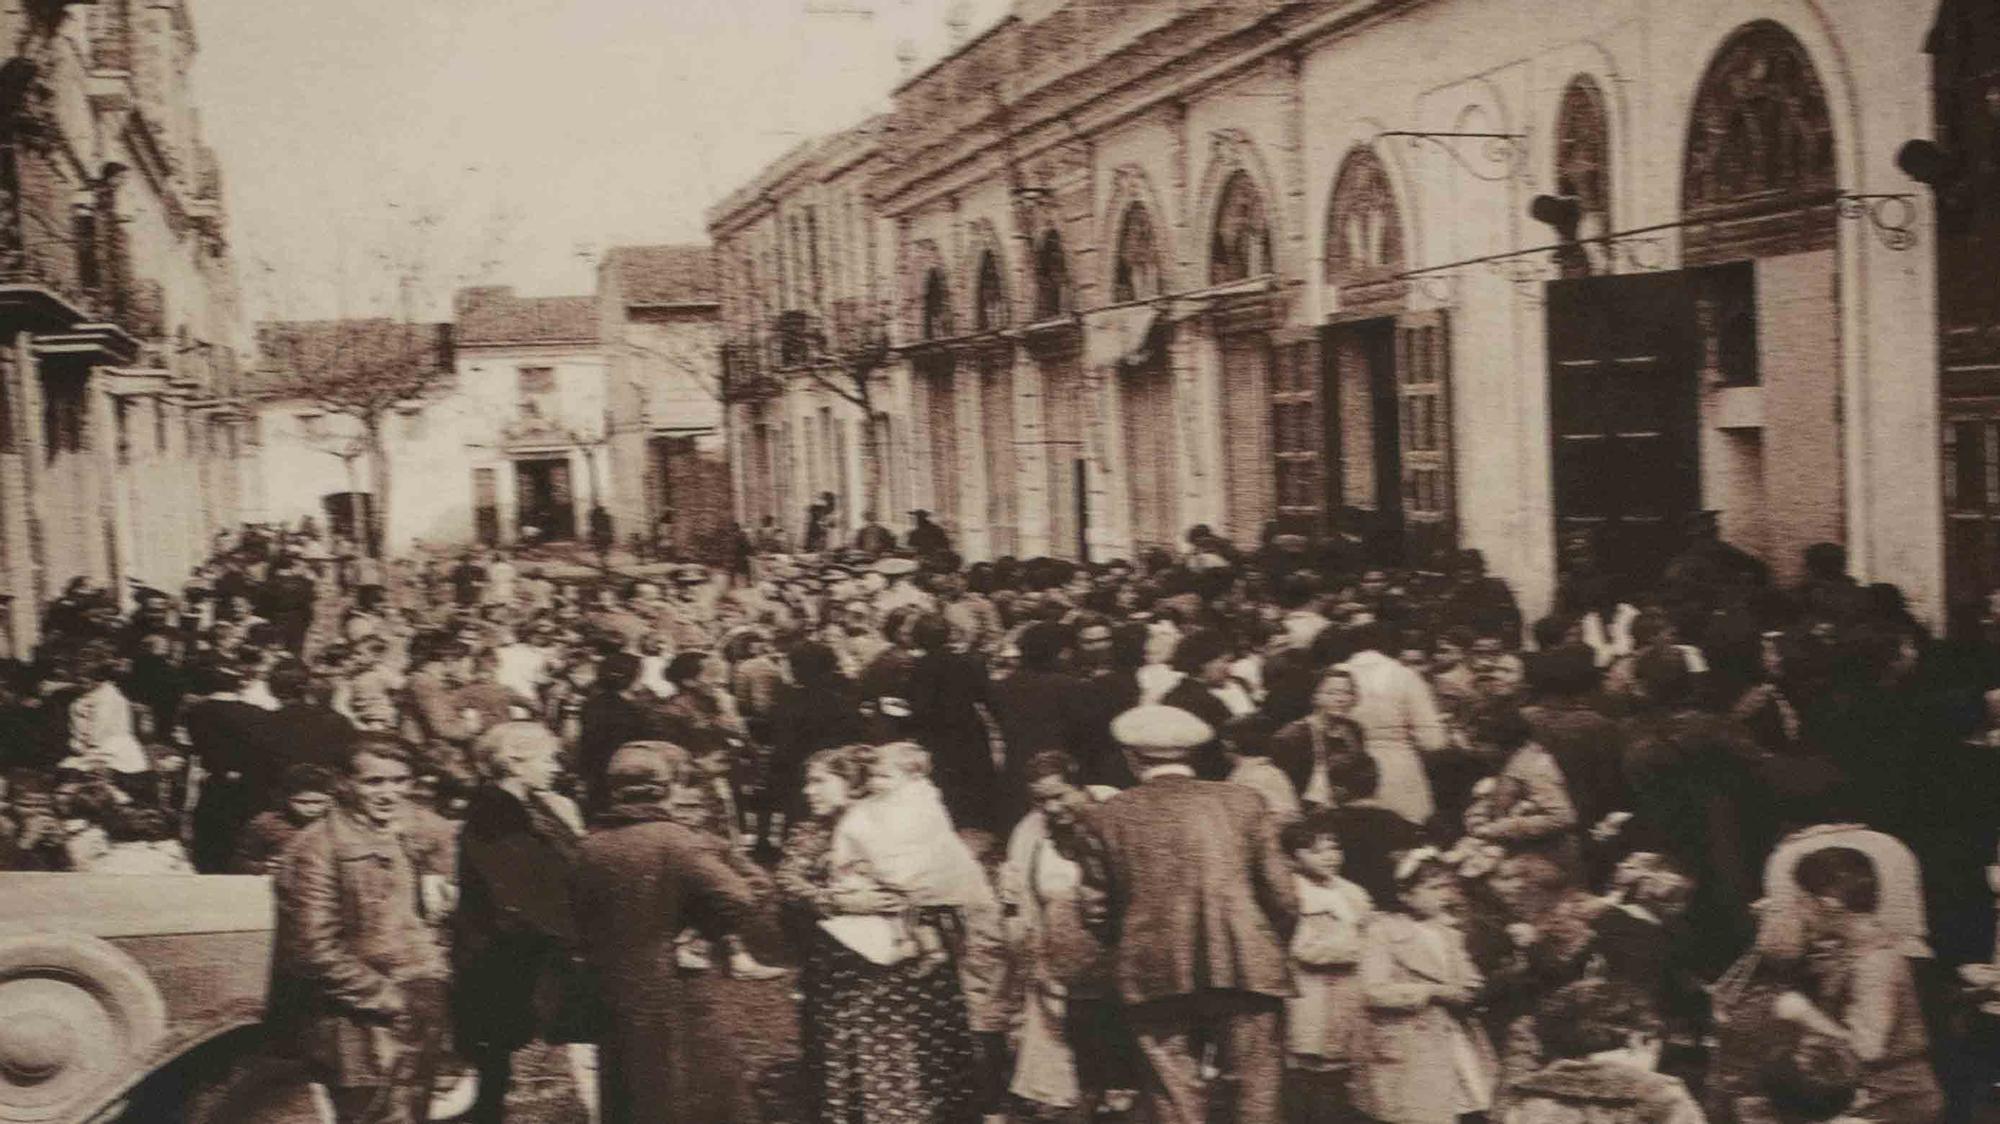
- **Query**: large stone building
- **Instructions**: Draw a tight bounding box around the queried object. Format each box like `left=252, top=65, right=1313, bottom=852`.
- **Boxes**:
left=710, top=119, right=906, bottom=551
left=0, top=0, right=256, bottom=656
left=715, top=0, right=1955, bottom=626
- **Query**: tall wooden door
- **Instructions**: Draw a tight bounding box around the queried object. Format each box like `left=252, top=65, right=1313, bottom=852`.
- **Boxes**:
left=922, top=359, right=960, bottom=534
left=1327, top=319, right=1401, bottom=562
left=472, top=467, right=499, bottom=546
left=980, top=352, right=1019, bottom=556
left=1394, top=310, right=1454, bottom=568
left=1041, top=347, right=1088, bottom=559
left=1270, top=329, right=1324, bottom=534
left=1219, top=330, right=1274, bottom=546
left=1545, top=273, right=1699, bottom=587
left=1121, top=354, right=1177, bottom=553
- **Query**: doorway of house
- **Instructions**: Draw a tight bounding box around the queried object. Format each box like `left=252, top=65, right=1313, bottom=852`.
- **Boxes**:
left=1326, top=318, right=1403, bottom=564
left=515, top=457, right=575, bottom=541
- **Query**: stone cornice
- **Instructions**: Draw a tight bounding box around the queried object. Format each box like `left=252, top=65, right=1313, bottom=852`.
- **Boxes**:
left=874, top=0, right=1405, bottom=217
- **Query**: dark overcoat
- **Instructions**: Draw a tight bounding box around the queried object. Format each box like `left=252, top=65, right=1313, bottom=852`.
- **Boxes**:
left=571, top=808, right=775, bottom=1124
left=449, top=786, right=583, bottom=1054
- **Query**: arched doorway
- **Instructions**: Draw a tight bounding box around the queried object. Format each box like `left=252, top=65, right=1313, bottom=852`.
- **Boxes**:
left=972, top=249, right=1018, bottom=556
left=1027, top=226, right=1089, bottom=559
left=1112, top=202, right=1179, bottom=553
left=1544, top=23, right=1839, bottom=593
left=1209, top=169, right=1278, bottom=548
left=1321, top=145, right=1449, bottom=566
left=916, top=265, right=961, bottom=538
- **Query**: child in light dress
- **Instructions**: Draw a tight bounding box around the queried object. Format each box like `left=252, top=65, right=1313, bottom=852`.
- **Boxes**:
left=1282, top=809, right=1373, bottom=1113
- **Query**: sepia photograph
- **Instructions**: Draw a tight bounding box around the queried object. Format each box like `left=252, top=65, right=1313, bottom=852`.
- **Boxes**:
left=0, top=1, right=1995, bottom=1122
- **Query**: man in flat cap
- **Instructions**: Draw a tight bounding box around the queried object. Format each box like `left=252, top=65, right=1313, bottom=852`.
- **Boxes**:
left=1080, top=704, right=1298, bottom=1123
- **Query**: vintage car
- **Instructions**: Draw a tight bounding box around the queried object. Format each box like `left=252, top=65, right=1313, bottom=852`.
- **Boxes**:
left=1, top=872, right=315, bottom=1124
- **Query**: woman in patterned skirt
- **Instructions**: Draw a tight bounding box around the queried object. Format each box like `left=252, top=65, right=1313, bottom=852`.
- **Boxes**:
left=774, top=744, right=980, bottom=1123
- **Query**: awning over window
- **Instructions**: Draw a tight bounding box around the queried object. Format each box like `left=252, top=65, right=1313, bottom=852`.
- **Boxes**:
left=1083, top=305, right=1163, bottom=370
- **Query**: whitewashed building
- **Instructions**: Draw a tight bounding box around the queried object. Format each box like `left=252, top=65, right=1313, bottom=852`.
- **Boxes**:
left=717, top=0, right=1952, bottom=627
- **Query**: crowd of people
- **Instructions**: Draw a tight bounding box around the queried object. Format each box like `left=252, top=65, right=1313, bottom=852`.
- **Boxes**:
left=4, top=510, right=2000, bottom=1124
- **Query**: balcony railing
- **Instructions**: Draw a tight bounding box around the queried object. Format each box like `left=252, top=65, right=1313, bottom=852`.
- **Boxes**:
left=720, top=340, right=781, bottom=403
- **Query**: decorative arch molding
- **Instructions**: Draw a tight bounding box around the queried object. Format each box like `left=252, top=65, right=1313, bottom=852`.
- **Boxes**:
left=905, top=238, right=955, bottom=342
left=1101, top=163, right=1174, bottom=299
left=1194, top=128, right=1283, bottom=286
left=1552, top=73, right=1615, bottom=275
left=1111, top=202, right=1164, bottom=305
left=1032, top=226, right=1074, bottom=321
left=1675, top=13, right=1850, bottom=265
left=1323, top=144, right=1409, bottom=311
left=963, top=218, right=1011, bottom=332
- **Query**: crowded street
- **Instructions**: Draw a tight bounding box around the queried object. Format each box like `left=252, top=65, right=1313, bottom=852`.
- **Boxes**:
left=1, top=1, right=1997, bottom=1123
left=8, top=523, right=2000, bottom=1124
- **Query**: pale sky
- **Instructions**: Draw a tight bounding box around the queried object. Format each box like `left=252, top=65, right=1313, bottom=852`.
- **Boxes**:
left=191, top=0, right=1008, bottom=321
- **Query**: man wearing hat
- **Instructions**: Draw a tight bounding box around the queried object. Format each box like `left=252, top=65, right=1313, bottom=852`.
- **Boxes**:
left=908, top=508, right=950, bottom=558
left=873, top=554, right=934, bottom=616
left=1082, top=704, right=1298, bottom=1123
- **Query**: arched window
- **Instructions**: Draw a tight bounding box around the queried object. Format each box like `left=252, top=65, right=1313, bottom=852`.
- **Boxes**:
left=1555, top=75, right=1613, bottom=261
left=1112, top=203, right=1160, bottom=303
left=1323, top=146, right=1406, bottom=304
left=974, top=251, right=1006, bottom=333
left=1682, top=20, right=1836, bottom=263
left=921, top=268, right=954, bottom=341
left=1033, top=229, right=1070, bottom=320
left=1209, top=171, right=1272, bottom=285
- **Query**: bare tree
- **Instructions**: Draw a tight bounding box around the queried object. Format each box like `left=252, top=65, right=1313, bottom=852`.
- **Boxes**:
left=255, top=315, right=454, bottom=557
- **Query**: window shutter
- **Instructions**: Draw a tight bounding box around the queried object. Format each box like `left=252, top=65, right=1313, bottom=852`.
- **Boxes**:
left=1395, top=309, right=1454, bottom=569
left=1270, top=327, right=1323, bottom=534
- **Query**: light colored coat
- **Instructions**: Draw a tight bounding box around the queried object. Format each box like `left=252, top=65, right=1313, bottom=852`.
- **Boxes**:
left=1338, top=650, right=1448, bottom=825
left=1356, top=911, right=1498, bottom=1124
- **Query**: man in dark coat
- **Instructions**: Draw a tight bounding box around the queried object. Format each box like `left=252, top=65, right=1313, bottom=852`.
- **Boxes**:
left=451, top=723, right=586, bottom=1124
left=571, top=741, right=775, bottom=1124
left=988, top=620, right=1091, bottom=825
left=268, top=737, right=453, bottom=1124
left=258, top=554, right=318, bottom=654
left=852, top=509, right=896, bottom=557
left=1083, top=704, right=1298, bottom=1124
left=908, top=508, right=950, bottom=558
left=903, top=612, right=996, bottom=833
left=575, top=651, right=669, bottom=814
left=183, top=662, right=283, bottom=872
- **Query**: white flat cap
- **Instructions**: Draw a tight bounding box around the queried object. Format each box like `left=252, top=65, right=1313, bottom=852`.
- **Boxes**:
left=1111, top=704, right=1214, bottom=760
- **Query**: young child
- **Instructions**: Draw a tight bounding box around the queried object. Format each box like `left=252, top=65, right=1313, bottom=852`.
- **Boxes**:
left=822, top=740, right=994, bottom=965
left=1282, top=809, right=1373, bottom=1111
left=1502, top=977, right=1704, bottom=1124
left=1356, top=848, right=1496, bottom=1124
left=230, top=763, right=336, bottom=874
left=1734, top=1033, right=1869, bottom=1124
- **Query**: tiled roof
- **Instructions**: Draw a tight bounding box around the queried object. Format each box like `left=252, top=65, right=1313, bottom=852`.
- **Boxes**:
left=454, top=287, right=597, bottom=347
left=603, top=244, right=718, bottom=307
left=247, top=318, right=453, bottom=396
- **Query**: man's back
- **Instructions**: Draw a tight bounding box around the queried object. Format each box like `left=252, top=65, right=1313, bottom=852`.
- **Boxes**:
left=572, top=817, right=766, bottom=976
left=1087, top=775, right=1296, bottom=1004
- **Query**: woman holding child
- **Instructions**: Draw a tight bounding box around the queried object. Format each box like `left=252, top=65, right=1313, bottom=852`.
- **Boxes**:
left=777, top=741, right=991, bottom=1123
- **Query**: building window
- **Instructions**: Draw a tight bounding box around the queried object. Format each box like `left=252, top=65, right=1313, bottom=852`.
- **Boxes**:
left=153, top=399, right=167, bottom=453
left=1324, top=146, right=1406, bottom=297
left=1113, top=203, right=1161, bottom=304
left=1209, top=171, right=1272, bottom=285
left=807, top=206, right=822, bottom=306
left=1555, top=76, right=1613, bottom=246
left=921, top=268, right=954, bottom=341
left=518, top=365, right=555, bottom=395
left=974, top=250, right=1006, bottom=333
left=114, top=397, right=132, bottom=466
left=43, top=371, right=86, bottom=459
left=1682, top=19, right=1836, bottom=264
left=1033, top=229, right=1070, bottom=321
